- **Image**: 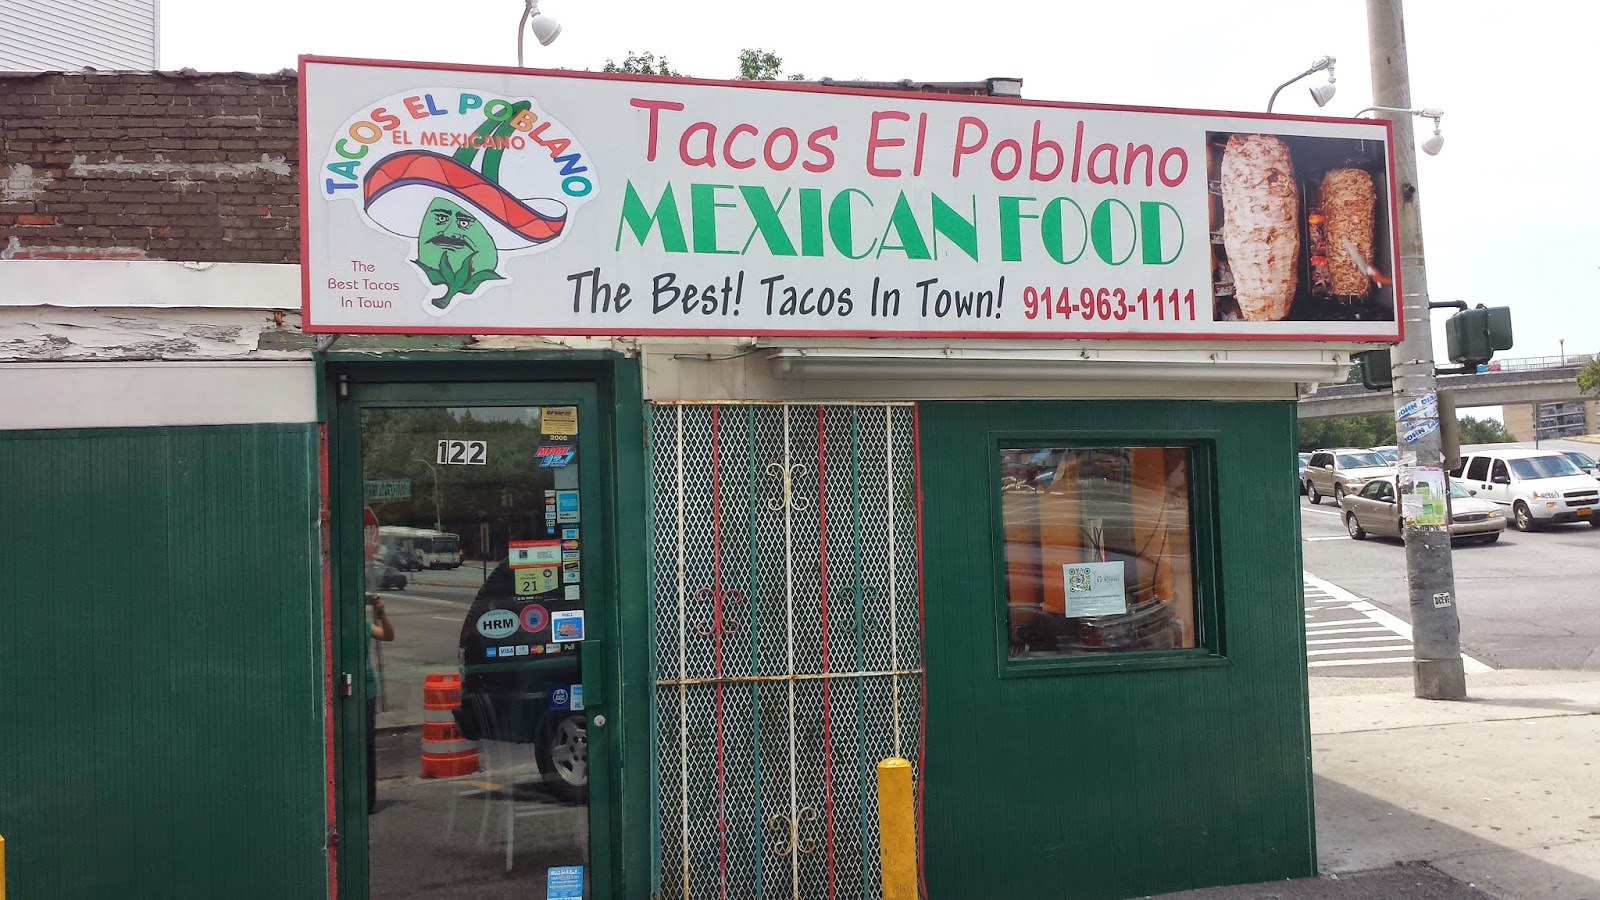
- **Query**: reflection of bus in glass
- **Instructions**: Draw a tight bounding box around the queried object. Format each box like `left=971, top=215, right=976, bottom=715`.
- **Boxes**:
left=377, top=526, right=463, bottom=570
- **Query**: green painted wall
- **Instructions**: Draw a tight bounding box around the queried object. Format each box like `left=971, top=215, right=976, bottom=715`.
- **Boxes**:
left=0, top=424, right=327, bottom=900
left=918, top=400, right=1315, bottom=899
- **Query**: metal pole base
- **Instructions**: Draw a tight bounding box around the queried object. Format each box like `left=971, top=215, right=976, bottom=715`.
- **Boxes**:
left=1414, top=657, right=1467, bottom=701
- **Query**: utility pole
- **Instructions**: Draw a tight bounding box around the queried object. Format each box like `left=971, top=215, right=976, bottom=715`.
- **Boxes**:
left=1368, top=0, right=1465, bottom=700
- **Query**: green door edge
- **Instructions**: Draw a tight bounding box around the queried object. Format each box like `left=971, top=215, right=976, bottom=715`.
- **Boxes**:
left=320, top=351, right=650, bottom=900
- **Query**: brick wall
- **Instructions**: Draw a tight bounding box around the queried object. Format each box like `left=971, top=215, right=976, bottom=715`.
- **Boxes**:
left=0, top=71, right=298, bottom=262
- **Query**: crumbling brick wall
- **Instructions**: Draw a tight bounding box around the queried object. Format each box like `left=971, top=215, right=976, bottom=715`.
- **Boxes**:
left=0, top=71, right=299, bottom=262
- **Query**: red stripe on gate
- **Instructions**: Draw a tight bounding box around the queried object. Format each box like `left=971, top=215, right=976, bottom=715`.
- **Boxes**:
left=712, top=405, right=729, bottom=899
left=816, top=405, right=837, bottom=899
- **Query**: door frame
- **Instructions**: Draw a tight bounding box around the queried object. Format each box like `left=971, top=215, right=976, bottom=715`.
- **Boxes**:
left=321, top=351, right=650, bottom=900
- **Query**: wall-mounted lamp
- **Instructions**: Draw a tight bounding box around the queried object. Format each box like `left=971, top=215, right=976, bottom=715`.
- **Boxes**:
left=1358, top=106, right=1445, bottom=156
left=517, top=0, right=561, bottom=67
left=1268, top=56, right=1337, bottom=112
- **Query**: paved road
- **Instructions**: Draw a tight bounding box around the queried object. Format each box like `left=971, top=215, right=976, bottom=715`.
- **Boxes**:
left=1300, top=494, right=1600, bottom=674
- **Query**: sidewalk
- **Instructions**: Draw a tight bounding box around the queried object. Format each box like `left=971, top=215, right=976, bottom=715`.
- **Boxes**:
left=1154, top=670, right=1600, bottom=900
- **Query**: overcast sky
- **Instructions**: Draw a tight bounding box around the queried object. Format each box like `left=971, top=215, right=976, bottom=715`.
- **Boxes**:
left=162, top=0, right=1598, bottom=365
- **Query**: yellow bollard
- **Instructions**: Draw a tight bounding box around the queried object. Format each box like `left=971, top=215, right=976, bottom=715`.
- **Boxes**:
left=877, top=757, right=917, bottom=900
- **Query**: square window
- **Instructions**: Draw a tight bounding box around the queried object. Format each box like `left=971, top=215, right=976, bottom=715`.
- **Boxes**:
left=999, top=446, right=1200, bottom=660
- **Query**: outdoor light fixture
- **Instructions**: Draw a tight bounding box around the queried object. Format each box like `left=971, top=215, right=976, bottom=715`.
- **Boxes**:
left=516, top=0, right=561, bottom=67
left=1267, top=56, right=1336, bottom=113
left=1357, top=106, right=1445, bottom=156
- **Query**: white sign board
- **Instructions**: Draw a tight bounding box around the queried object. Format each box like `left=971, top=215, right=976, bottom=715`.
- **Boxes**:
left=301, top=57, right=1401, bottom=341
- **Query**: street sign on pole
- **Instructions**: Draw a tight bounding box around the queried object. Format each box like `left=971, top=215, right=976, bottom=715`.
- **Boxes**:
left=364, top=479, right=412, bottom=501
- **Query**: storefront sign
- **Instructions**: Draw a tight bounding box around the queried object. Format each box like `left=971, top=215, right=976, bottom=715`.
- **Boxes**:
left=302, top=57, right=1400, bottom=341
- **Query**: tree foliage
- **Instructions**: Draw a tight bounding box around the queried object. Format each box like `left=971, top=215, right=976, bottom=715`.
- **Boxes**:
left=1298, top=413, right=1515, bottom=451
left=602, top=50, right=680, bottom=77
left=1578, top=358, right=1600, bottom=398
left=1457, top=415, right=1515, bottom=444
left=737, top=47, right=804, bottom=81
left=1297, top=415, right=1394, bottom=452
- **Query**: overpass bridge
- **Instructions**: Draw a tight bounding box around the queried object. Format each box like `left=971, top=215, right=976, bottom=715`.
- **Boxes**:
left=1298, top=355, right=1594, bottom=420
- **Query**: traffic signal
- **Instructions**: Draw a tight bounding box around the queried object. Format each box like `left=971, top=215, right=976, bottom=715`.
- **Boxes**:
left=1444, top=306, right=1513, bottom=367
left=1353, top=348, right=1393, bottom=390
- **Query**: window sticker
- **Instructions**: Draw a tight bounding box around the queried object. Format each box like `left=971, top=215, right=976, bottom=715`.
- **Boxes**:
left=519, top=604, right=549, bottom=633
left=1061, top=561, right=1127, bottom=617
left=476, top=609, right=519, bottom=639
left=541, top=407, right=578, bottom=435
left=555, top=490, right=580, bottom=524
left=509, top=539, right=562, bottom=567
left=551, top=610, right=585, bottom=642
left=537, top=445, right=576, bottom=467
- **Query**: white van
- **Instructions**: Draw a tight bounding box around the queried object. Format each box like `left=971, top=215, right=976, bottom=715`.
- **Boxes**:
left=1450, top=449, right=1600, bottom=531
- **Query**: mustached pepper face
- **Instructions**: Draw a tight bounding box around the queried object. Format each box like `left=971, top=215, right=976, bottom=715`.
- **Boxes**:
left=413, top=198, right=503, bottom=309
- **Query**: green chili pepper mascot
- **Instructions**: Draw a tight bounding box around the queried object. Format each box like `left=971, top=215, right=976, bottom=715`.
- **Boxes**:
left=361, top=100, right=568, bottom=314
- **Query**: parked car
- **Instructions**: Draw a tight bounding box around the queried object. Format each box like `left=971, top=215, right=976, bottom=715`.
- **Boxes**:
left=1558, top=449, right=1600, bottom=480
left=1369, top=446, right=1398, bottom=465
left=1303, top=448, right=1392, bottom=505
left=1298, top=452, right=1311, bottom=495
left=1339, top=476, right=1505, bottom=544
left=364, top=562, right=408, bottom=591
left=1450, top=448, right=1600, bottom=531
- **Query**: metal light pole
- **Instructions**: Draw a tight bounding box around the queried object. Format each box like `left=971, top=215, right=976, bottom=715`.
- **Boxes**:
left=1368, top=0, right=1466, bottom=700
left=412, top=457, right=443, bottom=531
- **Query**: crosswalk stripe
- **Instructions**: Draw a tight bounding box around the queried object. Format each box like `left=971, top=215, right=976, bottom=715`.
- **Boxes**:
left=1306, top=645, right=1414, bottom=656
left=1308, top=656, right=1415, bottom=668
left=1308, top=635, right=1416, bottom=645
left=1301, top=626, right=1391, bottom=637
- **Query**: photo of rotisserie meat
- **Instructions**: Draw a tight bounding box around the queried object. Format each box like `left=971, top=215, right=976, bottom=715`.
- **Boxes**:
left=1207, top=130, right=1394, bottom=326
left=1219, top=134, right=1299, bottom=322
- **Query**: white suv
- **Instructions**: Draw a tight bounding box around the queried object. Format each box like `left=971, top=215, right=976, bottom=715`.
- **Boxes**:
left=1450, top=448, right=1600, bottom=531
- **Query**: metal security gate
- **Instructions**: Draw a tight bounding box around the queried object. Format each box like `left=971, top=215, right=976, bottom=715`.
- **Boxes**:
left=652, top=403, right=923, bottom=900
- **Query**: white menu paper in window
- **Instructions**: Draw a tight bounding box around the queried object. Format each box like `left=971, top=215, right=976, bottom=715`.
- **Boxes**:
left=1061, top=561, right=1127, bottom=617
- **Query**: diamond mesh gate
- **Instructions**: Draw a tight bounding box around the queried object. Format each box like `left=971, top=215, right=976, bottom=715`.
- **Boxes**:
left=652, top=403, right=924, bottom=900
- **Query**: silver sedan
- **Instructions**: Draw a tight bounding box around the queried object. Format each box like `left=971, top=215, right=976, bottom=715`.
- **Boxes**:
left=1339, top=476, right=1506, bottom=544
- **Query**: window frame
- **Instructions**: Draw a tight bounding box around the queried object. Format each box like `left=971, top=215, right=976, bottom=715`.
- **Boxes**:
left=987, top=430, right=1228, bottom=678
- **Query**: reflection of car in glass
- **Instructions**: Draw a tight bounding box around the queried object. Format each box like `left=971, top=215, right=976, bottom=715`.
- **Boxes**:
left=1339, top=476, right=1505, bottom=543
left=455, top=561, right=587, bottom=802
left=364, top=561, right=408, bottom=591
left=390, top=547, right=424, bottom=572
left=1558, top=449, right=1600, bottom=479
left=1303, top=448, right=1392, bottom=504
left=1450, top=449, right=1600, bottom=531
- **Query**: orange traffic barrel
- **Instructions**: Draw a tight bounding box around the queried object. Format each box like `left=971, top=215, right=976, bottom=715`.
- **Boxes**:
left=420, top=672, right=479, bottom=778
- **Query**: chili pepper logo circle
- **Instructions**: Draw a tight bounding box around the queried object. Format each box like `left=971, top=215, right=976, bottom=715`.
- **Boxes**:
left=322, top=90, right=596, bottom=317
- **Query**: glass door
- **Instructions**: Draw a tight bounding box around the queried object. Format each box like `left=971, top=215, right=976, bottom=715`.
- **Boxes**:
left=339, top=385, right=606, bottom=900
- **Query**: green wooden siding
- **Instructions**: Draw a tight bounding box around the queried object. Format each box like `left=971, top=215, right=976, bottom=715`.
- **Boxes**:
left=918, top=400, right=1315, bottom=899
left=0, top=424, right=327, bottom=900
